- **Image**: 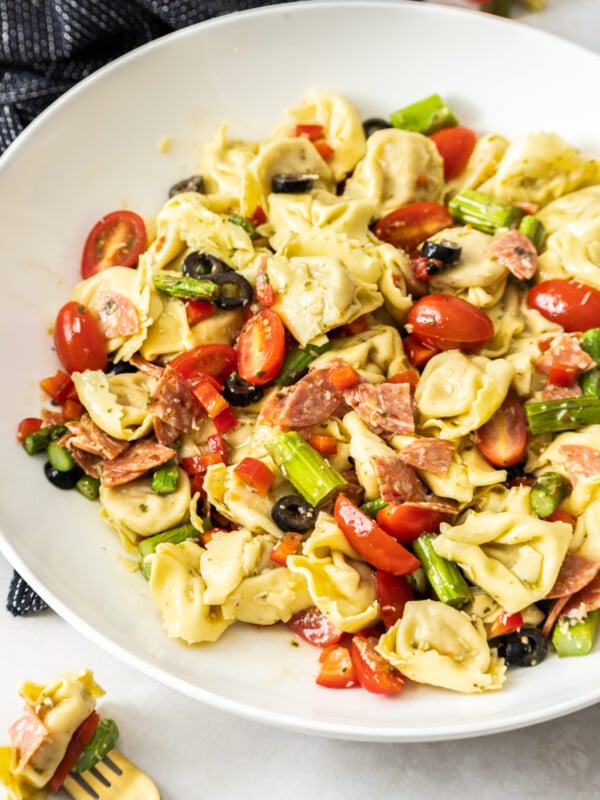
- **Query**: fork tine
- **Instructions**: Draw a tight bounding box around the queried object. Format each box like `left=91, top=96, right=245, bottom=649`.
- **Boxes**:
left=61, top=749, right=160, bottom=800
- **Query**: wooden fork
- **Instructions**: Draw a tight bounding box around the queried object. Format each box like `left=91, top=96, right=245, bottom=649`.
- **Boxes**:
left=61, top=748, right=160, bottom=800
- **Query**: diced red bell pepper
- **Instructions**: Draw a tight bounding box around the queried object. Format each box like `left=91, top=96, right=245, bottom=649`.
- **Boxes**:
left=488, top=609, right=524, bottom=639
left=208, top=433, right=227, bottom=463
left=316, top=644, right=358, bottom=689
left=548, top=363, right=578, bottom=387
left=307, top=433, right=338, bottom=455
left=403, top=334, right=439, bottom=368
left=40, top=370, right=74, bottom=404
left=328, top=362, right=360, bottom=391
left=192, top=380, right=230, bottom=419
left=180, top=453, right=224, bottom=475
left=250, top=205, right=267, bottom=226
left=16, top=417, right=43, bottom=442
left=186, top=299, right=215, bottom=327
left=295, top=123, right=325, bottom=141
left=269, top=531, right=303, bottom=566
left=314, top=140, right=335, bottom=162
left=255, top=272, right=276, bottom=307
left=234, top=457, right=275, bottom=495
left=212, top=406, right=238, bottom=434
left=388, top=369, right=420, bottom=390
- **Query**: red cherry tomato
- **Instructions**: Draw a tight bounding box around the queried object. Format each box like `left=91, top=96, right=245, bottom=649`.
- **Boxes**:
left=474, top=393, right=527, bottom=468
left=407, top=294, right=494, bottom=352
left=372, top=201, right=453, bottom=254
left=334, top=494, right=421, bottom=576
left=17, top=417, right=43, bottom=442
left=377, top=503, right=450, bottom=545
left=375, top=570, right=414, bottom=629
left=81, top=210, right=147, bottom=279
left=429, top=126, right=478, bottom=180
left=288, top=606, right=344, bottom=647
left=169, top=344, right=237, bottom=384
left=47, top=711, right=100, bottom=792
left=527, top=280, right=600, bottom=333
left=54, top=301, right=108, bottom=374
left=236, top=307, right=286, bottom=386
left=350, top=636, right=405, bottom=694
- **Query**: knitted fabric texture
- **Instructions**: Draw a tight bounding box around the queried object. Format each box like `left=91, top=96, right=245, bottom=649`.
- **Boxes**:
left=2, top=0, right=292, bottom=614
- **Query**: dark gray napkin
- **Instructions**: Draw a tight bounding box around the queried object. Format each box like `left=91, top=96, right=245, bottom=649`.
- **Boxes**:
left=2, top=0, right=294, bottom=615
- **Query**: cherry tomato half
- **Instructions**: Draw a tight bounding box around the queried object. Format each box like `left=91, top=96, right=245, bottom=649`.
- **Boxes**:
left=377, top=503, right=450, bottom=545
left=429, top=126, right=478, bottom=180
left=169, top=344, right=237, bottom=384
left=350, top=636, right=405, bottom=695
left=54, top=301, right=108, bottom=374
left=81, top=210, right=146, bottom=279
left=407, top=293, right=494, bottom=352
left=527, top=279, right=600, bottom=333
left=372, top=201, right=453, bottom=254
left=236, top=307, right=286, bottom=386
left=473, top=393, right=527, bottom=468
left=316, top=645, right=358, bottom=689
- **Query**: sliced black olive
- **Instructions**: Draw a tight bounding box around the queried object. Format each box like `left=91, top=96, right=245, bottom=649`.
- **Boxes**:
left=362, top=117, right=392, bottom=138
left=207, top=271, right=253, bottom=309
left=490, top=627, right=548, bottom=667
left=182, top=251, right=231, bottom=280
left=44, top=461, right=82, bottom=490
left=223, top=372, right=264, bottom=407
left=271, top=173, right=314, bottom=194
left=271, top=495, right=316, bottom=533
left=106, top=359, right=137, bottom=375
left=420, top=238, right=462, bottom=266
left=168, top=175, right=206, bottom=198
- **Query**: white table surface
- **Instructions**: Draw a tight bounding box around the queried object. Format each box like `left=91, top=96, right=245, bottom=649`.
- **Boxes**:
left=2, top=2, right=600, bottom=798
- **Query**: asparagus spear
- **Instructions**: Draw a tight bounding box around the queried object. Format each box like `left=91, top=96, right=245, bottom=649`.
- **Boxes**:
left=580, top=327, right=600, bottom=364
left=448, top=188, right=524, bottom=235
left=76, top=475, right=100, bottom=501
left=47, top=441, right=75, bottom=473
left=529, top=471, right=570, bottom=519
left=264, top=431, right=347, bottom=507
left=525, top=396, right=600, bottom=435
left=390, top=93, right=457, bottom=135
left=580, top=368, right=600, bottom=398
left=412, top=533, right=471, bottom=608
left=361, top=498, right=389, bottom=518
left=552, top=609, right=600, bottom=657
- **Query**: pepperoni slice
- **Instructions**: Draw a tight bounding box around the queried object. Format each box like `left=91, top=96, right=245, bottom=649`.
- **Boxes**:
left=101, top=439, right=177, bottom=486
left=559, top=444, right=600, bottom=487
left=63, top=416, right=130, bottom=459
left=546, top=553, right=600, bottom=599
left=536, top=333, right=596, bottom=376
left=95, top=291, right=139, bottom=338
left=372, top=455, right=427, bottom=503
left=8, top=705, right=49, bottom=766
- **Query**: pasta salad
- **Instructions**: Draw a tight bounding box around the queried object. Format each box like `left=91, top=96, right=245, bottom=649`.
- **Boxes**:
left=17, top=89, right=600, bottom=696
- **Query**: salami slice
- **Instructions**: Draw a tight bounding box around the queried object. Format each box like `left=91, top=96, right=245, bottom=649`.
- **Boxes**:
left=540, top=383, right=582, bottom=401
left=151, top=366, right=195, bottom=445
left=536, top=333, right=596, bottom=376
left=101, top=439, right=176, bottom=486
left=398, top=438, right=455, bottom=476
left=373, top=455, right=427, bottom=503
left=95, top=290, right=140, bottom=338
left=559, top=444, right=600, bottom=486
left=258, top=359, right=350, bottom=430
left=8, top=705, right=49, bottom=766
left=62, top=415, right=129, bottom=459
left=546, top=553, right=600, bottom=599
left=559, top=573, right=600, bottom=624
left=489, top=229, right=538, bottom=280
left=343, top=381, right=415, bottom=438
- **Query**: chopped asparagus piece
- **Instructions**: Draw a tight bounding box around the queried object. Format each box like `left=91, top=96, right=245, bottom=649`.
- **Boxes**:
left=529, top=471, right=570, bottom=518
left=552, top=609, right=600, bottom=657
left=412, top=533, right=471, bottom=608
left=153, top=272, right=220, bottom=300
left=390, top=93, right=457, bottom=135
left=23, top=424, right=67, bottom=455
left=138, top=522, right=198, bottom=579
left=229, top=214, right=259, bottom=240
left=76, top=475, right=100, bottom=501
left=276, top=339, right=331, bottom=386
left=361, top=498, right=388, bottom=518
left=47, top=441, right=75, bottom=473
left=73, top=719, right=119, bottom=773
left=448, top=188, right=524, bottom=235
left=580, top=327, right=600, bottom=364
left=580, top=368, right=600, bottom=398
left=518, top=215, right=547, bottom=252
left=525, top=396, right=600, bottom=435
left=264, top=431, right=347, bottom=507
left=151, top=458, right=179, bottom=495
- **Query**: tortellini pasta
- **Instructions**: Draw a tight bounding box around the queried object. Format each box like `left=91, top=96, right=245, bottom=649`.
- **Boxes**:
left=414, top=351, right=514, bottom=439
left=433, top=512, right=572, bottom=612
left=377, top=600, right=506, bottom=693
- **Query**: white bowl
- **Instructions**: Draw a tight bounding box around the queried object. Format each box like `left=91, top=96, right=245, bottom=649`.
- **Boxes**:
left=2, top=0, right=600, bottom=742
